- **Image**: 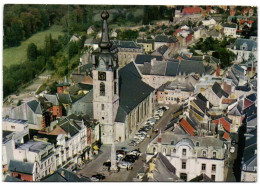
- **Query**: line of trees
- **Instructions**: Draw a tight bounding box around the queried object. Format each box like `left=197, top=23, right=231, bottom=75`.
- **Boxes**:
left=3, top=33, right=85, bottom=98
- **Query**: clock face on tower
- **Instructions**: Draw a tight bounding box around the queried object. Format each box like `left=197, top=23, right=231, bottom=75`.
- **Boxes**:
left=98, top=71, right=106, bottom=81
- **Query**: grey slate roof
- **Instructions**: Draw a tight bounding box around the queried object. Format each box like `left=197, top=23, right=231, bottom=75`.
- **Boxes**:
left=112, top=40, right=141, bottom=49
left=135, top=54, right=163, bottom=64
left=138, top=59, right=206, bottom=76
left=70, top=89, right=93, bottom=118
left=149, top=152, right=179, bottom=182
left=155, top=35, right=169, bottom=42
left=137, top=38, right=154, bottom=43
left=9, top=160, right=34, bottom=175
left=4, top=175, right=23, bottom=182
left=212, top=82, right=229, bottom=98
left=165, top=62, right=179, bottom=76
left=42, top=168, right=91, bottom=182
left=156, top=45, right=168, bottom=55
left=57, top=93, right=72, bottom=104
left=246, top=93, right=257, bottom=102
left=115, top=62, right=154, bottom=121
left=178, top=60, right=205, bottom=75
left=221, top=23, right=237, bottom=28
left=27, top=100, right=42, bottom=114
left=234, top=38, right=257, bottom=51
left=44, top=94, right=59, bottom=106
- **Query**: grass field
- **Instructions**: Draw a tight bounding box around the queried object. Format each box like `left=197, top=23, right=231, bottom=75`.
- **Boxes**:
left=3, top=25, right=64, bottom=67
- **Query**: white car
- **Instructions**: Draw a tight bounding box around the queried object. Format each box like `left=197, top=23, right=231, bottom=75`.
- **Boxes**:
left=230, top=146, right=235, bottom=153
left=154, top=115, right=160, bottom=120
left=118, top=162, right=132, bottom=169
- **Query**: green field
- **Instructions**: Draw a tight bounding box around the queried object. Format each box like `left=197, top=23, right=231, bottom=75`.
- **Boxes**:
left=3, top=25, right=64, bottom=67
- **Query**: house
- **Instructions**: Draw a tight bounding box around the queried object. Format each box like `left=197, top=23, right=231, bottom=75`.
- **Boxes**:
left=151, top=45, right=170, bottom=59
left=212, top=116, right=232, bottom=141
left=136, top=38, right=154, bottom=53
left=202, top=18, right=217, bottom=28
left=193, top=26, right=205, bottom=40
left=56, top=77, right=70, bottom=94
left=2, top=117, right=29, bottom=132
left=135, top=54, right=163, bottom=65
left=71, top=63, right=93, bottom=84
left=147, top=153, right=180, bottom=181
left=70, top=34, right=80, bottom=42
left=242, top=8, right=254, bottom=17
left=221, top=23, right=237, bottom=37
left=41, top=168, right=91, bottom=182
left=238, top=19, right=254, bottom=31
left=110, top=40, right=144, bottom=67
left=228, top=38, right=257, bottom=63
left=8, top=160, right=36, bottom=181
left=206, top=30, right=222, bottom=39
left=241, top=128, right=257, bottom=182
left=87, top=26, right=95, bottom=35
left=146, top=132, right=227, bottom=181
left=201, top=82, right=229, bottom=108
left=157, top=79, right=194, bottom=104
left=11, top=140, right=56, bottom=180
left=154, top=35, right=179, bottom=52
left=9, top=100, right=45, bottom=130
left=84, top=38, right=100, bottom=51
left=137, top=59, right=206, bottom=89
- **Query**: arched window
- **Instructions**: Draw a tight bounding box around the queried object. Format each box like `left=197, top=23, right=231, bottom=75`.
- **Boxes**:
left=100, top=82, right=105, bottom=96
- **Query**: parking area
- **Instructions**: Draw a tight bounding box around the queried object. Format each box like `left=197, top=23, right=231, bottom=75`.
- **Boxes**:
left=77, top=104, right=181, bottom=181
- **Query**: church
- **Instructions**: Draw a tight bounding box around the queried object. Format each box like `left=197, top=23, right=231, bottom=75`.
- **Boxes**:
left=70, top=10, right=155, bottom=144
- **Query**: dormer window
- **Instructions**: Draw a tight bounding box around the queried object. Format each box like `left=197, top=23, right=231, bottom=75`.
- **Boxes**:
left=196, top=142, right=200, bottom=147
left=182, top=149, right=186, bottom=156
left=203, top=150, right=207, bottom=157
left=213, top=151, right=217, bottom=159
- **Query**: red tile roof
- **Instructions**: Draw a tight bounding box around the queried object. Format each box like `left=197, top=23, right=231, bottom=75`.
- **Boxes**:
left=182, top=7, right=203, bottom=15
left=180, top=118, right=196, bottom=136
left=223, top=132, right=230, bottom=141
left=174, top=28, right=182, bottom=36
left=244, top=98, right=254, bottom=110
left=212, top=117, right=231, bottom=132
left=248, top=20, right=254, bottom=24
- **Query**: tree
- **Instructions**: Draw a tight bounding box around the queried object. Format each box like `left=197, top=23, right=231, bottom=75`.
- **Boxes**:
left=27, top=43, right=38, bottom=61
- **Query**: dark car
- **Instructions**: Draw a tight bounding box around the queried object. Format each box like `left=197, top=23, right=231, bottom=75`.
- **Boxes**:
left=122, top=157, right=135, bottom=163
left=103, top=161, right=111, bottom=167
left=92, top=174, right=106, bottom=180
left=126, top=155, right=138, bottom=160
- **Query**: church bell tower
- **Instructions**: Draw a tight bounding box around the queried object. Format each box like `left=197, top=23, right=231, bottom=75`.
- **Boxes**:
left=92, top=10, right=119, bottom=144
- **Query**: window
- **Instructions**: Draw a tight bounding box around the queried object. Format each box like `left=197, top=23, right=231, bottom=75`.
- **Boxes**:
left=101, top=104, right=104, bottom=111
left=100, top=82, right=105, bottom=96
left=182, top=149, right=186, bottom=156
left=203, top=151, right=206, bottom=157
left=212, top=164, right=216, bottom=171
left=196, top=142, right=200, bottom=147
left=202, top=164, right=206, bottom=171
left=11, top=126, right=15, bottom=129
left=182, top=161, right=186, bottom=169
left=211, top=175, right=215, bottom=181
left=114, top=82, right=117, bottom=94
left=213, top=152, right=216, bottom=159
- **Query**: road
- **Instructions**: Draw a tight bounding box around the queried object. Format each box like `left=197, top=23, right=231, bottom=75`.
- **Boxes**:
left=77, top=104, right=181, bottom=181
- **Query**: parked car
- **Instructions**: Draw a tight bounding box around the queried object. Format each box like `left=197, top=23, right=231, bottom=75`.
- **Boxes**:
left=92, top=174, right=105, bottom=181
left=118, top=161, right=132, bottom=169
left=154, top=115, right=160, bottom=120
left=129, top=141, right=137, bottom=146
left=103, top=161, right=111, bottom=167
left=230, top=146, right=235, bottom=153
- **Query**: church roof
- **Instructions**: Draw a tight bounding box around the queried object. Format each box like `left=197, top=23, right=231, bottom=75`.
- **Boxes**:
left=115, top=62, right=154, bottom=121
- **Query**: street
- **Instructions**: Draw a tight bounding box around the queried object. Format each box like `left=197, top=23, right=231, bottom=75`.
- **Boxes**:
left=77, top=104, right=180, bottom=181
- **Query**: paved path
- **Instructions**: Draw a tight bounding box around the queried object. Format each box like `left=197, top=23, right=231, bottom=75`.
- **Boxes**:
left=78, top=104, right=181, bottom=181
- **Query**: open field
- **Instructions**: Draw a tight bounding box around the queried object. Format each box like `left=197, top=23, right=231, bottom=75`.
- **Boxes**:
left=3, top=25, right=64, bottom=67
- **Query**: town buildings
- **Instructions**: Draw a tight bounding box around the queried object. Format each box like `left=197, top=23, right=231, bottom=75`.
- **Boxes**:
left=146, top=132, right=227, bottom=181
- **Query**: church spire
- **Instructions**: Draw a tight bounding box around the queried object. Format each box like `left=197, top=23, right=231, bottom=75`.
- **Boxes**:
left=99, top=10, right=112, bottom=53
